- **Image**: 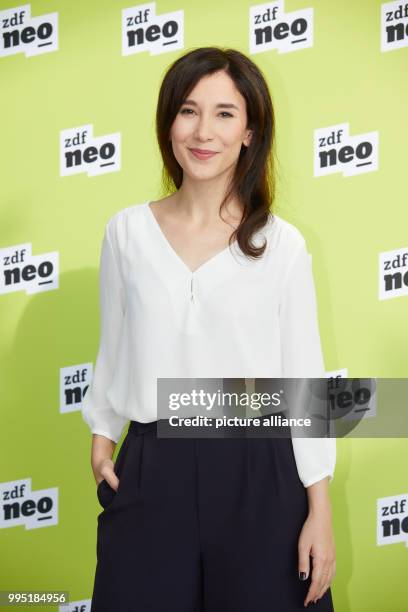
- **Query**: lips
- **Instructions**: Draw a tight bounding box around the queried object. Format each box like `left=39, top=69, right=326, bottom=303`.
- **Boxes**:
left=189, top=148, right=218, bottom=160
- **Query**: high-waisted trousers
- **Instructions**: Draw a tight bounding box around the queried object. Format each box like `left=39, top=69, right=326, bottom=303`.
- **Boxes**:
left=90, top=419, right=334, bottom=611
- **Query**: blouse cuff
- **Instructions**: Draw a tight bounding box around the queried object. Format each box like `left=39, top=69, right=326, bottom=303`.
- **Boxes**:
left=302, top=470, right=334, bottom=488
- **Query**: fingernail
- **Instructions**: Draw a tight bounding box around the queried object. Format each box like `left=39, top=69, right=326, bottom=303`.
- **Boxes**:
left=299, top=571, right=307, bottom=580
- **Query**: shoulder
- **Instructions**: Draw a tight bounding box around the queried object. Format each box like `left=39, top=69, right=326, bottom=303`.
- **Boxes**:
left=104, top=202, right=148, bottom=246
left=267, top=213, right=307, bottom=254
left=106, top=201, right=146, bottom=231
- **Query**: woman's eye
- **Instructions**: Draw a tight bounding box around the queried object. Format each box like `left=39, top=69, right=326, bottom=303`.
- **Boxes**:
left=179, top=108, right=233, bottom=118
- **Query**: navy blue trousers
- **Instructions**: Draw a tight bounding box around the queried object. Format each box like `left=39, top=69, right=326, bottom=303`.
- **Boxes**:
left=91, top=419, right=334, bottom=611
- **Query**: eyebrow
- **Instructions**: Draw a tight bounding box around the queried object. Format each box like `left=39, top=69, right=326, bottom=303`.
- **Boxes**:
left=182, top=99, right=239, bottom=111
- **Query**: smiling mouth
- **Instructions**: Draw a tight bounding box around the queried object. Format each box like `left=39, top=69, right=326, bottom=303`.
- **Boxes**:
left=188, top=148, right=219, bottom=159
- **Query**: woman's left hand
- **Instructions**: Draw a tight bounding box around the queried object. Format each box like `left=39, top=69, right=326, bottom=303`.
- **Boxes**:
left=298, top=506, right=336, bottom=607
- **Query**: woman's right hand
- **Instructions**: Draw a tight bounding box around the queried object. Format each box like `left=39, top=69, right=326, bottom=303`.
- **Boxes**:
left=96, top=457, right=119, bottom=492
left=91, top=434, right=119, bottom=491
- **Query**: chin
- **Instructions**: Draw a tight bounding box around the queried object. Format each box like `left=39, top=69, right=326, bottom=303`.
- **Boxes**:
left=195, top=166, right=222, bottom=178
left=182, top=165, right=219, bottom=180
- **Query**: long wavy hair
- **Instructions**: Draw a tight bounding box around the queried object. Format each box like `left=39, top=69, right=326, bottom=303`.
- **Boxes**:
left=155, top=46, right=276, bottom=259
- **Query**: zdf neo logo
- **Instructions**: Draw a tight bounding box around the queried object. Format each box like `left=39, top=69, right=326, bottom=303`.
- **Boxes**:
left=122, top=2, right=184, bottom=56
left=379, top=246, right=408, bottom=300
left=314, top=122, right=379, bottom=177
left=60, top=124, right=121, bottom=177
left=249, top=0, right=313, bottom=54
left=377, top=493, right=408, bottom=547
left=0, top=479, right=58, bottom=530
left=0, top=4, right=58, bottom=57
left=381, top=0, right=408, bottom=51
left=0, top=243, right=58, bottom=295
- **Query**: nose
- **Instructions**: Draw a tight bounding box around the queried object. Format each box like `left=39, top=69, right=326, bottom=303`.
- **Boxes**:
left=193, top=114, right=214, bottom=142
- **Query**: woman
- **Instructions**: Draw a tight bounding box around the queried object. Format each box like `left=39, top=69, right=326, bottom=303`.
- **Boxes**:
left=82, top=47, right=336, bottom=611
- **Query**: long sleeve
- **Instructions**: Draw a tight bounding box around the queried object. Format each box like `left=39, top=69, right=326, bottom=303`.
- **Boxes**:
left=279, top=237, right=336, bottom=488
left=81, top=218, right=129, bottom=443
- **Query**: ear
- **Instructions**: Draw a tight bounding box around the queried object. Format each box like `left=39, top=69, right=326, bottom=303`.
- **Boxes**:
left=243, top=129, right=253, bottom=148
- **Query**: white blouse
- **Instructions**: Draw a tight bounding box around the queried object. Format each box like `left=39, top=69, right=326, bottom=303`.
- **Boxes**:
left=82, top=201, right=336, bottom=488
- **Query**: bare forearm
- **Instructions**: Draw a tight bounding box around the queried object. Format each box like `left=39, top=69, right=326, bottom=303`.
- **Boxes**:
left=306, top=476, right=332, bottom=515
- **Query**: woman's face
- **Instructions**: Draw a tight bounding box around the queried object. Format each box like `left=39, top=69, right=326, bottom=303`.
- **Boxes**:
left=169, top=70, right=252, bottom=181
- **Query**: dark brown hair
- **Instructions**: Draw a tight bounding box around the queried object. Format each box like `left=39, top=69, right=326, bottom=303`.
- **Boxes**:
left=155, top=46, right=276, bottom=259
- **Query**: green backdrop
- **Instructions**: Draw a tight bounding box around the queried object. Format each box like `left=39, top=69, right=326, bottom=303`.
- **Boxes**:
left=1, top=0, right=407, bottom=610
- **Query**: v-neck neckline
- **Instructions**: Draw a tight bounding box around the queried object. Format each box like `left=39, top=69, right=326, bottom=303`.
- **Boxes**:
left=145, top=201, right=238, bottom=276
